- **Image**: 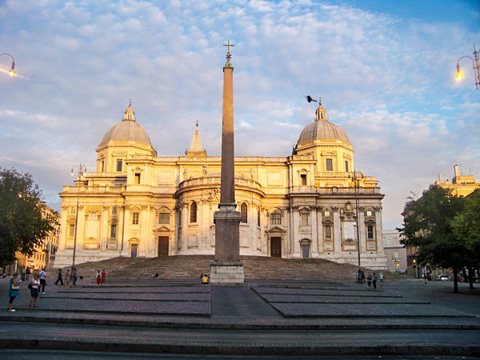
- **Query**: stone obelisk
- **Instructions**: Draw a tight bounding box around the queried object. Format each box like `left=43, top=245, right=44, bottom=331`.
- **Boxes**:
left=210, top=41, right=244, bottom=284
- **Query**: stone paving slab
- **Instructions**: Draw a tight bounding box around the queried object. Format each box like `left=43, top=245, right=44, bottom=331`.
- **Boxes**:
left=49, top=293, right=209, bottom=301
left=270, top=302, right=475, bottom=318
left=60, top=287, right=209, bottom=294
left=32, top=297, right=211, bottom=316
left=259, top=294, right=428, bottom=304
left=253, top=286, right=401, bottom=297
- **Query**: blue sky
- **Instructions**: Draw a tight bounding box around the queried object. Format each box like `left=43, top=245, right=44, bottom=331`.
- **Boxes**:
left=0, top=0, right=479, bottom=230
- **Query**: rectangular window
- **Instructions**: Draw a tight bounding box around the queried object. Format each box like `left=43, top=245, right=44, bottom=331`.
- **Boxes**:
left=116, top=159, right=123, bottom=172
left=301, top=174, right=307, bottom=185
left=101, top=160, right=105, bottom=172
left=134, top=173, right=141, bottom=184
left=112, top=206, right=117, bottom=215
left=132, top=212, right=139, bottom=225
left=367, top=225, right=375, bottom=240
left=326, top=158, right=333, bottom=171
left=68, top=224, right=75, bottom=237
left=270, top=213, right=281, bottom=225
left=110, top=224, right=117, bottom=239
left=345, top=160, right=349, bottom=172
left=301, top=213, right=309, bottom=226
left=324, top=225, right=332, bottom=240
left=158, top=213, right=170, bottom=224
left=257, top=208, right=261, bottom=227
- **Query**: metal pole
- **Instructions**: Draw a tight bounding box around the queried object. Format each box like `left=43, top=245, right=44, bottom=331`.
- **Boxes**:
left=72, top=193, right=79, bottom=275
left=354, top=172, right=361, bottom=269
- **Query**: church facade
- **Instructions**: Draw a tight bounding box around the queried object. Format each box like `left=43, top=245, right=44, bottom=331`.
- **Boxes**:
left=54, top=101, right=387, bottom=270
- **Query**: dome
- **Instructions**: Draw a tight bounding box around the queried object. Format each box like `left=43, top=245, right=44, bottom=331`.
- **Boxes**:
left=296, top=102, right=350, bottom=145
left=99, top=103, right=152, bottom=146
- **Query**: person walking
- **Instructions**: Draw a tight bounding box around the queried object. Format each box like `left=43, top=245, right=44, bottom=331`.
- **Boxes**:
left=101, top=269, right=107, bottom=286
left=29, top=273, right=40, bottom=308
left=72, top=267, right=78, bottom=286
left=372, top=273, right=377, bottom=289
left=379, top=272, right=384, bottom=288
left=64, top=269, right=71, bottom=289
left=25, top=267, right=31, bottom=281
left=54, top=269, right=64, bottom=286
left=367, top=274, right=372, bottom=288
left=38, top=268, right=47, bottom=294
left=8, top=273, right=21, bottom=312
left=96, top=270, right=101, bottom=286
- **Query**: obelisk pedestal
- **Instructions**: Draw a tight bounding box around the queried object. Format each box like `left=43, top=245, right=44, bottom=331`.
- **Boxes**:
left=210, top=42, right=244, bottom=285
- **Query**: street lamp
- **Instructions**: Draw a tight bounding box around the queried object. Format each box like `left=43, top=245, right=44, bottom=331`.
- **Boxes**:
left=0, top=53, right=16, bottom=76
left=349, top=171, right=362, bottom=270
left=70, top=163, right=87, bottom=280
left=456, top=46, right=480, bottom=89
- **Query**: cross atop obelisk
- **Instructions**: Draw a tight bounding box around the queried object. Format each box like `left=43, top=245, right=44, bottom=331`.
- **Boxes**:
left=210, top=41, right=244, bottom=285
left=223, top=40, right=234, bottom=68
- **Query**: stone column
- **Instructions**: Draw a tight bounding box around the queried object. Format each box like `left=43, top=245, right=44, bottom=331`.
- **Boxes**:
left=211, top=42, right=244, bottom=284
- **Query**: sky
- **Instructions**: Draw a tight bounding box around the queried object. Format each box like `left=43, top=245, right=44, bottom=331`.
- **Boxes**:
left=0, top=0, right=479, bottom=230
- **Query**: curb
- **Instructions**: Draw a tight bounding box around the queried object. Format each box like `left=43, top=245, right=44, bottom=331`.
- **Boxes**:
left=0, top=339, right=479, bottom=356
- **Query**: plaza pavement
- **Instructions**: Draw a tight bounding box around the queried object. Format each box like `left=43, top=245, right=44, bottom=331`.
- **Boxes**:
left=0, top=275, right=479, bottom=356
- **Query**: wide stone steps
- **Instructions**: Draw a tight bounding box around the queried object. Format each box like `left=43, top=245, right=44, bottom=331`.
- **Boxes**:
left=68, top=255, right=377, bottom=282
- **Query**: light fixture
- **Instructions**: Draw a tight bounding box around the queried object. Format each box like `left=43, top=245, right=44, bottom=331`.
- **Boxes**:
left=456, top=46, right=480, bottom=89
left=0, top=52, right=16, bottom=77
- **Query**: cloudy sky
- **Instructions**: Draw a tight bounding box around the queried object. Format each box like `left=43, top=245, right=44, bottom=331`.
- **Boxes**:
left=0, top=0, right=479, bottom=230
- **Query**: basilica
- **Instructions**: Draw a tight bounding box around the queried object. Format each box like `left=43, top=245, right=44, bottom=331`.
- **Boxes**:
left=54, top=94, right=387, bottom=271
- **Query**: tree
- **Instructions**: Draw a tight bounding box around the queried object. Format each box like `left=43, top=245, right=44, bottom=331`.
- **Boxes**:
left=399, top=185, right=466, bottom=293
left=0, top=168, right=57, bottom=268
left=452, top=189, right=480, bottom=288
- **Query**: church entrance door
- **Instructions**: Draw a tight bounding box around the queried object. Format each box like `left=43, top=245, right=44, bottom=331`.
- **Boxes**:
left=158, top=236, right=169, bottom=256
left=130, top=244, right=137, bottom=258
left=271, top=237, right=281, bottom=257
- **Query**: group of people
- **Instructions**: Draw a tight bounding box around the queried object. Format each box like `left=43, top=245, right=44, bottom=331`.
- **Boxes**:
left=7, top=268, right=47, bottom=312
left=7, top=266, right=86, bottom=312
left=96, top=269, right=107, bottom=286
left=356, top=270, right=383, bottom=289
left=54, top=267, right=78, bottom=289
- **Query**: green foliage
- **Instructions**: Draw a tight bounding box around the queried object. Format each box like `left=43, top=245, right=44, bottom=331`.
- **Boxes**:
left=0, top=168, right=57, bottom=267
left=452, top=189, right=480, bottom=268
left=399, top=185, right=466, bottom=270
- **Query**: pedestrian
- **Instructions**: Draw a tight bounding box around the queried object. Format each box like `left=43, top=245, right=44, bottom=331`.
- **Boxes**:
left=29, top=273, right=40, bottom=308
left=361, top=271, right=365, bottom=283
left=25, top=267, right=31, bottom=281
left=379, top=272, right=384, bottom=287
left=423, top=273, right=428, bottom=285
left=38, top=268, right=47, bottom=294
left=101, top=269, right=107, bottom=286
left=96, top=270, right=101, bottom=285
left=372, top=273, right=377, bottom=289
left=64, top=269, right=71, bottom=289
left=367, top=274, right=372, bottom=288
left=8, top=273, right=21, bottom=312
left=54, top=269, right=64, bottom=286
left=72, top=267, right=78, bottom=286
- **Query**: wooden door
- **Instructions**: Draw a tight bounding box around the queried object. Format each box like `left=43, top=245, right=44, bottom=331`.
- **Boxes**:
left=130, top=244, right=137, bottom=258
left=158, top=236, right=169, bottom=256
left=271, top=237, right=281, bottom=257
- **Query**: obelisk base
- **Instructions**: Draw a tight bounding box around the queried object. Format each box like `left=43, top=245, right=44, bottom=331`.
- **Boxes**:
left=211, top=203, right=244, bottom=285
left=210, top=261, right=244, bottom=285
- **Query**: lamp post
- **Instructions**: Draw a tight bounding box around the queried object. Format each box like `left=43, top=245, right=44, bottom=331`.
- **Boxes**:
left=0, top=53, right=16, bottom=76
left=70, top=163, right=87, bottom=280
left=456, top=46, right=480, bottom=89
left=350, top=171, right=362, bottom=270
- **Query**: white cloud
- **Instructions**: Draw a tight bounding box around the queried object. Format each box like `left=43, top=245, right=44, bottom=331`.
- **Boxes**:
left=0, top=0, right=478, bottom=231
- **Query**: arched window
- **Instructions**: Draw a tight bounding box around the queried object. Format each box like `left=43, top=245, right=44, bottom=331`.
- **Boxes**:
left=241, top=203, right=248, bottom=223
left=190, top=201, right=197, bottom=223
left=257, top=207, right=261, bottom=226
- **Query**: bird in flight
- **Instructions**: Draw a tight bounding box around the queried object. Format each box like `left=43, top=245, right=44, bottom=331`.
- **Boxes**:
left=305, top=96, right=317, bottom=103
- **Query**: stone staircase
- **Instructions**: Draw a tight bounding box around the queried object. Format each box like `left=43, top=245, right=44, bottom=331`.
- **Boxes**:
left=69, top=255, right=392, bottom=282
